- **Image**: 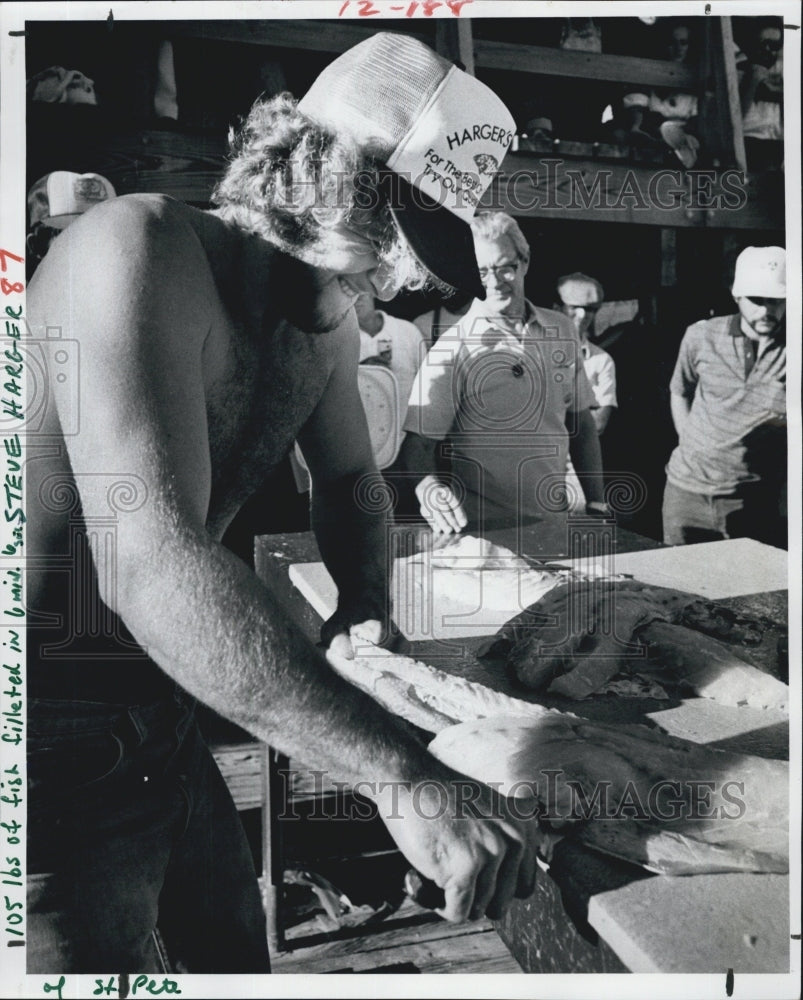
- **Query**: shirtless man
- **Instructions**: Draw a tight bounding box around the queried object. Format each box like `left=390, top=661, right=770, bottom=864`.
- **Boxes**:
left=25, top=34, right=535, bottom=973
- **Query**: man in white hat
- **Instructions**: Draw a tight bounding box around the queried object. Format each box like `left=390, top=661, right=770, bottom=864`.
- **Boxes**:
left=26, top=33, right=535, bottom=974
left=663, top=245, right=787, bottom=547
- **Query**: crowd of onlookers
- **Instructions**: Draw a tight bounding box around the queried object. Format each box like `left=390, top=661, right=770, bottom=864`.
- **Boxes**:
left=25, top=171, right=786, bottom=553
left=352, top=215, right=786, bottom=551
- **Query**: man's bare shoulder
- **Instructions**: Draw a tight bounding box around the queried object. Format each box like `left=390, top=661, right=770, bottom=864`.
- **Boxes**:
left=29, top=195, right=225, bottom=316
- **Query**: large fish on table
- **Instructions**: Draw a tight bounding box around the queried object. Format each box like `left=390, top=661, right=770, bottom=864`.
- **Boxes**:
left=326, top=642, right=789, bottom=877
left=428, top=714, right=788, bottom=876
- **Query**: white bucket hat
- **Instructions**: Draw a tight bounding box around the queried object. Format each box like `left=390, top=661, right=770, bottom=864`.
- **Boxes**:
left=298, top=32, right=515, bottom=299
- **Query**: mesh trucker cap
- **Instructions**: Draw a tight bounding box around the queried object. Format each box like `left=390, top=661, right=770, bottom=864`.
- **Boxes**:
left=28, top=171, right=116, bottom=230
left=298, top=33, right=516, bottom=300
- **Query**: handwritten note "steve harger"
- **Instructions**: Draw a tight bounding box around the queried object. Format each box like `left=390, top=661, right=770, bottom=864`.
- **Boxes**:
left=1, top=246, right=26, bottom=965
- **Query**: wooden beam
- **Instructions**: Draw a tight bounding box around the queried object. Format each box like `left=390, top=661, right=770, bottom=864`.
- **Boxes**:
left=457, top=18, right=474, bottom=75
left=660, top=228, right=677, bottom=286
left=168, top=19, right=425, bottom=54
left=169, top=22, right=695, bottom=91
left=436, top=19, right=474, bottom=74
left=702, top=171, right=785, bottom=231
left=483, top=153, right=782, bottom=230
left=485, top=154, right=705, bottom=227
left=698, top=16, right=746, bottom=170
left=719, top=16, right=747, bottom=173
left=474, top=40, right=696, bottom=89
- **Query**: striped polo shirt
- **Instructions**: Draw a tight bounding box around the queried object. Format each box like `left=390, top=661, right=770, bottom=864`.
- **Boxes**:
left=666, top=314, right=786, bottom=495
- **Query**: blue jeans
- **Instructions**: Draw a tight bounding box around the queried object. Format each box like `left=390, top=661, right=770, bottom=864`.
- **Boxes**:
left=662, top=480, right=787, bottom=548
left=27, top=689, right=270, bottom=973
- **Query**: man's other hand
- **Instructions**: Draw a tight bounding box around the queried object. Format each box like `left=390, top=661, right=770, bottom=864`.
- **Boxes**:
left=415, top=475, right=468, bottom=534
left=323, top=615, right=409, bottom=661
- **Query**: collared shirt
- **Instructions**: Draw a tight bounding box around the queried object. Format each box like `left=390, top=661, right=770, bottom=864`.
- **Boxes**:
left=404, top=298, right=594, bottom=518
left=359, top=312, right=425, bottom=426
left=580, top=340, right=617, bottom=409
left=412, top=305, right=468, bottom=345
left=666, top=314, right=786, bottom=495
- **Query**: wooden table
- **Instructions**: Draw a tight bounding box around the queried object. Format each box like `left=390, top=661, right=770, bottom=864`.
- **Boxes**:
left=254, top=515, right=789, bottom=974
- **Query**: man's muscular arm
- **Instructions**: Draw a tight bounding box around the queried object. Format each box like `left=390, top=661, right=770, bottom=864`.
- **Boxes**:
left=31, top=199, right=535, bottom=922
left=295, top=316, right=395, bottom=649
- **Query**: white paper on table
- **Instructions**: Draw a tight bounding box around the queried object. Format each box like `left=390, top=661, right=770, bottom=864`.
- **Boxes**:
left=289, top=534, right=566, bottom=641
left=552, top=538, right=787, bottom=600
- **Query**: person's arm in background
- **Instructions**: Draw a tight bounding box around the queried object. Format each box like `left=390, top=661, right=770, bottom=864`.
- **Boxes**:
left=568, top=408, right=606, bottom=505
left=740, top=59, right=770, bottom=115
left=397, top=432, right=467, bottom=534
left=34, top=200, right=536, bottom=926
left=668, top=325, right=698, bottom=440
left=401, top=331, right=468, bottom=533
left=670, top=392, right=693, bottom=438
left=591, top=405, right=614, bottom=435
left=589, top=350, right=617, bottom=435
left=567, top=329, right=606, bottom=506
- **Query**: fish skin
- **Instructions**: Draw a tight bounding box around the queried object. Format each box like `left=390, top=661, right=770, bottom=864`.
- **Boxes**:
left=497, top=581, right=788, bottom=705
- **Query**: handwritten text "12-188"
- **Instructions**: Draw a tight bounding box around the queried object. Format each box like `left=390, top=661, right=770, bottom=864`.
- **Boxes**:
left=338, top=0, right=473, bottom=16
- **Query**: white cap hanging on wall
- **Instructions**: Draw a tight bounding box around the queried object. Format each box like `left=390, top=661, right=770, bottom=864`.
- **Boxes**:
left=28, top=172, right=116, bottom=230
left=298, top=32, right=516, bottom=300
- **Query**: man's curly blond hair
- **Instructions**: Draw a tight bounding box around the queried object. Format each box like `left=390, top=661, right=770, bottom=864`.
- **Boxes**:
left=213, top=94, right=447, bottom=294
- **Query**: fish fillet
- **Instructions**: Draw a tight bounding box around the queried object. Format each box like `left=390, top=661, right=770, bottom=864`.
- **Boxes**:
left=429, top=715, right=788, bottom=876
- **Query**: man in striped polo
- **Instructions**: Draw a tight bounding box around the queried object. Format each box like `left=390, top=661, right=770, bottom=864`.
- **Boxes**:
left=663, top=246, right=787, bottom=548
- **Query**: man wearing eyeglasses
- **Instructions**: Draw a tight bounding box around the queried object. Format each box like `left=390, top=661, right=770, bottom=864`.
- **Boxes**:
left=556, top=273, right=617, bottom=436
left=402, top=211, right=609, bottom=532
left=663, top=246, right=787, bottom=548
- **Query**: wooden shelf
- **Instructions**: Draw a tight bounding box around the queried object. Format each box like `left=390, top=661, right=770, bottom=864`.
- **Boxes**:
left=474, top=39, right=696, bottom=89
left=483, top=152, right=784, bottom=230
left=27, top=105, right=228, bottom=204
left=94, top=128, right=227, bottom=203
left=171, top=21, right=695, bottom=90
left=169, top=19, right=421, bottom=54
left=25, top=19, right=780, bottom=230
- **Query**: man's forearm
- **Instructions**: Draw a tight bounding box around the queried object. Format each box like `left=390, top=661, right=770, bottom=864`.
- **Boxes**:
left=310, top=470, right=389, bottom=617
left=591, top=405, right=613, bottom=435
left=568, top=409, right=605, bottom=503
left=398, top=431, right=439, bottom=480
left=112, top=523, right=432, bottom=791
left=740, top=66, right=761, bottom=113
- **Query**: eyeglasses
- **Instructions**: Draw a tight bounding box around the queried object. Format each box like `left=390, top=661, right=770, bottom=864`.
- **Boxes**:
left=563, top=302, right=602, bottom=314
left=478, top=261, right=520, bottom=283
